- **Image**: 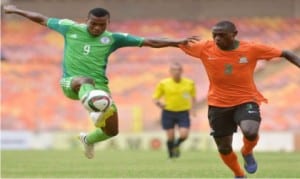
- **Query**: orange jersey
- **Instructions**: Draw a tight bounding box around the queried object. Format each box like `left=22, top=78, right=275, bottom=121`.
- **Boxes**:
left=180, top=40, right=282, bottom=107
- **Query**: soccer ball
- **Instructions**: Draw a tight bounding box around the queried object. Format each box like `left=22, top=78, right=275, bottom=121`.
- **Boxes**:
left=81, top=90, right=112, bottom=112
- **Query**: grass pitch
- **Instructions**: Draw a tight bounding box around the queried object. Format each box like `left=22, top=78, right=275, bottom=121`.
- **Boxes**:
left=1, top=150, right=300, bottom=178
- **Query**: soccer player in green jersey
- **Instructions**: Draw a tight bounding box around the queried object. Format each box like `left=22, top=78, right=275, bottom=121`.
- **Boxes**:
left=4, top=5, right=198, bottom=159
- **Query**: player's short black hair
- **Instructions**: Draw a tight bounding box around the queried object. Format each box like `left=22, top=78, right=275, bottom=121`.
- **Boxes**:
left=88, top=8, right=110, bottom=18
left=170, top=62, right=183, bottom=70
left=215, top=20, right=237, bottom=32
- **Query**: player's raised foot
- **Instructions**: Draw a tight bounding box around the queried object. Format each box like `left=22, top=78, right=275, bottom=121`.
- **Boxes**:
left=234, top=175, right=247, bottom=179
left=242, top=153, right=257, bottom=174
left=78, top=132, right=94, bottom=159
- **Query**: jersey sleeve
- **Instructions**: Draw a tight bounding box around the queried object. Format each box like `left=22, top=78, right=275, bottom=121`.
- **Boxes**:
left=152, top=82, right=164, bottom=99
left=47, top=18, right=75, bottom=35
left=112, top=33, right=144, bottom=49
left=251, top=42, right=282, bottom=61
left=179, top=41, right=207, bottom=59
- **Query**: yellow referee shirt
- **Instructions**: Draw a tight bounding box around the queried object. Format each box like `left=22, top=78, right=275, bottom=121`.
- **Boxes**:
left=153, top=77, right=196, bottom=112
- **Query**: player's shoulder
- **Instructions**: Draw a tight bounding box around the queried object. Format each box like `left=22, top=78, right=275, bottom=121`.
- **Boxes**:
left=160, top=78, right=173, bottom=84
left=50, top=18, right=77, bottom=26
left=182, top=77, right=195, bottom=84
left=193, top=40, right=214, bottom=49
left=98, top=31, right=129, bottom=41
left=203, top=40, right=214, bottom=45
left=110, top=32, right=130, bottom=38
left=199, top=40, right=214, bottom=46
left=239, top=40, right=274, bottom=51
left=189, top=39, right=211, bottom=45
left=239, top=40, right=263, bottom=48
left=102, top=31, right=133, bottom=42
left=55, top=18, right=89, bottom=30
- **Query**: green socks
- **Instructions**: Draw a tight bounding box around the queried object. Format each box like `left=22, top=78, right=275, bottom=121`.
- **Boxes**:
left=78, top=84, right=95, bottom=100
left=86, top=128, right=111, bottom=144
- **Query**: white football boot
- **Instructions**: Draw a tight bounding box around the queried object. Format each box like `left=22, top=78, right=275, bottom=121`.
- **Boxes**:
left=89, top=111, right=104, bottom=126
left=78, top=132, right=94, bottom=159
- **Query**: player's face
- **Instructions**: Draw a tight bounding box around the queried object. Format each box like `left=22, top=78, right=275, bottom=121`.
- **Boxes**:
left=87, top=14, right=110, bottom=36
left=170, top=65, right=182, bottom=79
left=212, top=26, right=236, bottom=50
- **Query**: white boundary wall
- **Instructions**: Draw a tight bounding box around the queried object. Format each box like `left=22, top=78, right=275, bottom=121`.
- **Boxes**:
left=1, top=131, right=297, bottom=152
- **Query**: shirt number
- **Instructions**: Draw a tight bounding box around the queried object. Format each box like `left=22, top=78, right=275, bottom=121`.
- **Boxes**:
left=83, top=44, right=90, bottom=55
left=224, top=64, right=233, bottom=75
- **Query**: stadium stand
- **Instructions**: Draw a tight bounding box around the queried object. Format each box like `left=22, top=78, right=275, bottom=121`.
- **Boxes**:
left=2, top=18, right=300, bottom=132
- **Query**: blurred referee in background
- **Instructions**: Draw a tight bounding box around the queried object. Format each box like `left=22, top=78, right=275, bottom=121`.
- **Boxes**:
left=153, top=62, right=197, bottom=159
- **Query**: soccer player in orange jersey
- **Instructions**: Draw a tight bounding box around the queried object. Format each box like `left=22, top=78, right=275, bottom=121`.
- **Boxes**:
left=179, top=21, right=300, bottom=178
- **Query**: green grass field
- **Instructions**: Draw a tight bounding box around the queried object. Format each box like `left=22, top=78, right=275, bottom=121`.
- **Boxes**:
left=1, top=150, right=300, bottom=178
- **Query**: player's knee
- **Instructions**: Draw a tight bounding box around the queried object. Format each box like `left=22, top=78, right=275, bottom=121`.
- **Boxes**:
left=105, top=128, right=119, bottom=137
left=244, top=133, right=258, bottom=141
left=180, top=135, right=188, bottom=141
left=72, top=77, right=95, bottom=92
left=109, top=130, right=119, bottom=137
left=80, top=77, right=95, bottom=85
left=218, top=146, right=232, bottom=155
left=240, top=120, right=259, bottom=140
left=242, top=129, right=258, bottom=140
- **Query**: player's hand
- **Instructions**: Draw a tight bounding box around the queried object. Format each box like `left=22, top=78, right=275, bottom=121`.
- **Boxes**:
left=4, top=5, right=18, bottom=14
left=156, top=101, right=165, bottom=109
left=181, top=36, right=200, bottom=45
left=187, top=36, right=200, bottom=43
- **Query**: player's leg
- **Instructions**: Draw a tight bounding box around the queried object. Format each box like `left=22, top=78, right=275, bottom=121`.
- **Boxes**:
left=176, top=127, right=189, bottom=144
left=60, top=76, right=96, bottom=100
left=172, top=127, right=188, bottom=158
left=63, top=76, right=110, bottom=123
left=79, top=104, right=118, bottom=159
left=86, top=104, right=119, bottom=140
left=240, top=120, right=259, bottom=174
left=60, top=76, right=118, bottom=158
left=84, top=112, right=118, bottom=144
left=208, top=106, right=245, bottom=177
left=161, top=110, right=176, bottom=158
left=71, top=77, right=95, bottom=99
left=235, top=102, right=261, bottom=174
left=70, top=76, right=117, bottom=128
left=60, top=76, right=97, bottom=159
left=73, top=77, right=114, bottom=126
left=240, top=120, right=260, bottom=154
left=166, top=128, right=176, bottom=158
left=173, top=111, right=190, bottom=157
left=214, top=136, right=246, bottom=178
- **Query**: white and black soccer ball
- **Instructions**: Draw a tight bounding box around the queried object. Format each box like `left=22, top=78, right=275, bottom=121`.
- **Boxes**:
left=81, top=90, right=112, bottom=112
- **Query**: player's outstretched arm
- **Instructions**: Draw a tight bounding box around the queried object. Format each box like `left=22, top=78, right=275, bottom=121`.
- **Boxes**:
left=281, top=50, right=300, bottom=68
left=142, top=36, right=199, bottom=48
left=4, top=5, right=48, bottom=26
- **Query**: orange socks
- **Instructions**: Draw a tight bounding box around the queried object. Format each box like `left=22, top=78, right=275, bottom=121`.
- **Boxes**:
left=241, top=135, right=259, bottom=156
left=218, top=136, right=259, bottom=176
left=220, top=152, right=245, bottom=177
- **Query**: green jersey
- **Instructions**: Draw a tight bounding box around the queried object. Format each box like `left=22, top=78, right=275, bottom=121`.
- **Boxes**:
left=47, top=18, right=144, bottom=86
